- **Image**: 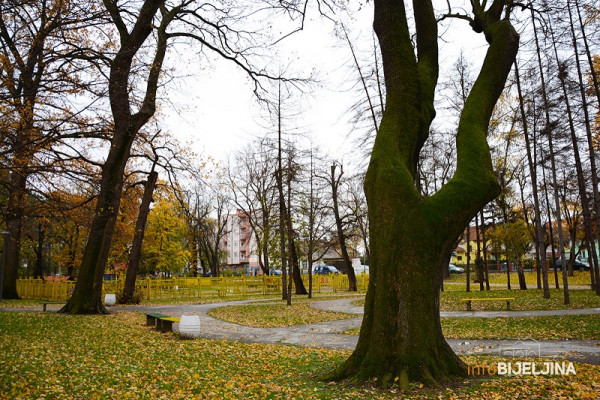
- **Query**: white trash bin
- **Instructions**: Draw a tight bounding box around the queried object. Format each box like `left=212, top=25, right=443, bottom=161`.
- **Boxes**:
left=179, top=315, right=201, bottom=339
left=104, top=293, right=116, bottom=306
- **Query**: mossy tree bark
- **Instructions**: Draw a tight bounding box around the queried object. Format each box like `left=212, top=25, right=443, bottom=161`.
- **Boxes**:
left=61, top=0, right=172, bottom=314
left=328, top=0, right=518, bottom=385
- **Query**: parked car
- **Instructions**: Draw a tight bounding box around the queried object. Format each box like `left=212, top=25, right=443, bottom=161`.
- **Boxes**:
left=448, top=264, right=464, bottom=274
left=269, top=269, right=282, bottom=276
left=555, top=258, right=590, bottom=271
left=313, top=265, right=339, bottom=275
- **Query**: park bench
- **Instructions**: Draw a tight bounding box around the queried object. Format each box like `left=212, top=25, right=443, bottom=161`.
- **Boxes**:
left=39, top=301, right=67, bottom=311
left=144, top=312, right=180, bottom=333
left=461, top=297, right=515, bottom=311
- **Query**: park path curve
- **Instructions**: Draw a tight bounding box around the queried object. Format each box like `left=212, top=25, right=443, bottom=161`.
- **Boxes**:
left=108, top=297, right=600, bottom=365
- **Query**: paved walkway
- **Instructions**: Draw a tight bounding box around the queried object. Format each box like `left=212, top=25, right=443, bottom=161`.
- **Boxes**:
left=109, top=298, right=600, bottom=365
left=4, top=298, right=600, bottom=364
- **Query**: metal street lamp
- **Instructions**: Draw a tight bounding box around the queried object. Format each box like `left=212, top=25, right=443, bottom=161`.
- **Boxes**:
left=0, top=231, right=9, bottom=302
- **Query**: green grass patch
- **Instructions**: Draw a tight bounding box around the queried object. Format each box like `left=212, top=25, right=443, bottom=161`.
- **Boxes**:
left=209, top=302, right=356, bottom=327
left=0, top=312, right=598, bottom=399
left=342, top=315, right=600, bottom=340
left=351, top=288, right=600, bottom=311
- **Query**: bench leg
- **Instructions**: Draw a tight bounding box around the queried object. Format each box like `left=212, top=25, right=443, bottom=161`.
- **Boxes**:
left=42, top=304, right=47, bottom=312
left=161, top=320, right=174, bottom=333
left=466, top=301, right=471, bottom=311
left=146, top=316, right=156, bottom=326
left=506, top=301, right=510, bottom=311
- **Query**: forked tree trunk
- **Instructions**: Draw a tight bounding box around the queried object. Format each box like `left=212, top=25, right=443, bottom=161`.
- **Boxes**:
left=61, top=0, right=169, bottom=314
left=327, top=0, right=518, bottom=385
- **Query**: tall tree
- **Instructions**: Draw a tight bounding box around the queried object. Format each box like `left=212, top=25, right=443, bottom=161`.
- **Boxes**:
left=568, top=0, right=600, bottom=294
left=328, top=0, right=519, bottom=385
left=0, top=0, right=103, bottom=298
left=530, top=5, right=566, bottom=299
left=60, top=0, right=174, bottom=314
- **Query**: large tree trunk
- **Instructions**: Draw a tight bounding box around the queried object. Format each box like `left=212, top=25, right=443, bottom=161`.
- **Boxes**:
left=328, top=0, right=518, bottom=385
left=121, top=170, right=158, bottom=303
left=2, top=172, right=26, bottom=299
left=62, top=137, right=133, bottom=314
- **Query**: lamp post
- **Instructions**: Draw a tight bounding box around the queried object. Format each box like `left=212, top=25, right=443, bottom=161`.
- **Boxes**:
left=0, top=231, right=9, bottom=302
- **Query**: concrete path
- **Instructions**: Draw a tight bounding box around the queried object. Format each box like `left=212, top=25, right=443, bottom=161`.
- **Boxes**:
left=108, top=298, right=600, bottom=365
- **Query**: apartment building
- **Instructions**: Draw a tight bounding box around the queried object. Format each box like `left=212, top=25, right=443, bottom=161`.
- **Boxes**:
left=222, top=209, right=261, bottom=275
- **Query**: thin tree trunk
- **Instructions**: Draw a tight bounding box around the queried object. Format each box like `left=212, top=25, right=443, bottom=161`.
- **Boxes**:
left=285, top=162, right=307, bottom=295
left=121, top=170, right=158, bottom=303
left=475, top=215, right=484, bottom=291
left=542, top=164, right=560, bottom=289
left=276, top=81, right=289, bottom=304
left=466, top=225, right=471, bottom=292
left=480, top=210, right=490, bottom=290
left=330, top=164, right=357, bottom=291
left=569, top=0, right=600, bottom=294
left=516, top=62, right=546, bottom=291
left=532, top=8, right=567, bottom=296
left=34, top=224, right=45, bottom=279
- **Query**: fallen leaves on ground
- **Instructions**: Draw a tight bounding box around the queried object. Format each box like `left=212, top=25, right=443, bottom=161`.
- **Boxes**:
left=0, top=312, right=598, bottom=399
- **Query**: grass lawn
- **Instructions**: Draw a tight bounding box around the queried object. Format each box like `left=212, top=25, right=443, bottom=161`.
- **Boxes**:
left=343, top=315, right=600, bottom=340
left=444, top=270, right=594, bottom=287
left=1, top=311, right=598, bottom=399
left=208, top=302, right=357, bottom=327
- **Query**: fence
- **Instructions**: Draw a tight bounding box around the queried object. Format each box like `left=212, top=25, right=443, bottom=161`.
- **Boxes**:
left=16, top=273, right=370, bottom=302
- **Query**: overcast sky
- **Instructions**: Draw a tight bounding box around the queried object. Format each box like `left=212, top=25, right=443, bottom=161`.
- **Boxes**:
left=158, top=2, right=490, bottom=170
